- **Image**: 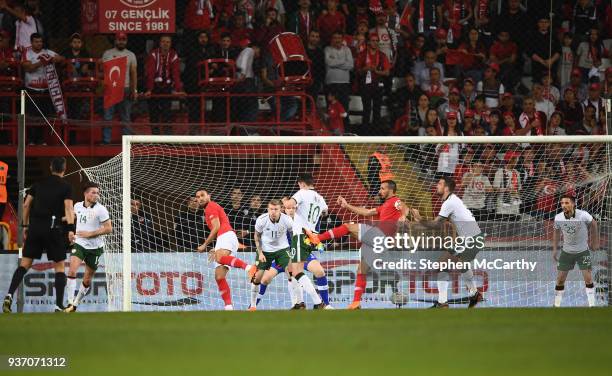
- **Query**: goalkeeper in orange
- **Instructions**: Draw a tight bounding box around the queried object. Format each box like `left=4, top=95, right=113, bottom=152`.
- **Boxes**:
left=305, top=180, right=408, bottom=309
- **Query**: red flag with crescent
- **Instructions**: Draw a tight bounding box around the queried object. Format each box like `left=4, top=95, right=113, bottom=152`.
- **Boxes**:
left=103, top=56, right=127, bottom=109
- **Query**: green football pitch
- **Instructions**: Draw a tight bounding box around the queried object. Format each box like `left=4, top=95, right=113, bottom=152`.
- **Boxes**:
left=1, top=308, right=611, bottom=376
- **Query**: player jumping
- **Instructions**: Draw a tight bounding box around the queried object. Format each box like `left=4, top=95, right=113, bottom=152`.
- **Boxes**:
left=196, top=189, right=256, bottom=310
left=305, top=180, right=407, bottom=310
left=285, top=173, right=332, bottom=309
left=64, top=182, right=112, bottom=312
left=552, top=195, right=599, bottom=307
left=411, top=177, right=484, bottom=308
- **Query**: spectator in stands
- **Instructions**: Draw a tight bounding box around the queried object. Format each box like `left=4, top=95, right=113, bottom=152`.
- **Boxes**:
left=184, top=30, right=215, bottom=127
left=230, top=12, right=252, bottom=48
left=461, top=160, right=492, bottom=221
left=457, top=27, right=487, bottom=82
left=349, top=19, right=369, bottom=58
left=477, top=63, right=504, bottom=109
left=61, top=33, right=91, bottom=78
left=562, top=68, right=587, bottom=102
left=572, top=0, right=598, bottom=38
left=22, top=32, right=63, bottom=145
left=502, top=111, right=518, bottom=136
left=131, top=199, right=157, bottom=251
left=496, top=0, right=529, bottom=54
left=604, top=68, right=612, bottom=98
left=411, top=0, right=442, bottom=37
left=424, top=108, right=443, bottom=136
left=305, top=29, right=324, bottom=99
left=432, top=28, right=449, bottom=63
left=370, top=11, right=398, bottom=67
left=438, top=87, right=465, bottom=122
left=326, top=90, right=347, bottom=135
left=224, top=187, right=248, bottom=238
left=254, top=0, right=286, bottom=26
left=317, top=0, right=346, bottom=45
left=582, top=82, right=604, bottom=122
left=575, top=27, right=606, bottom=82
left=2, top=0, right=44, bottom=51
left=287, top=0, right=316, bottom=43
left=558, top=33, right=574, bottom=89
left=472, top=94, right=490, bottom=125
left=499, top=92, right=521, bottom=120
left=356, top=32, right=390, bottom=131
left=442, top=0, right=472, bottom=43
left=532, top=83, right=554, bottom=120
left=517, top=146, right=536, bottom=214
left=460, top=77, right=476, bottom=108
left=413, top=49, right=445, bottom=87
left=462, top=108, right=477, bottom=136
left=173, top=196, right=205, bottom=251
left=556, top=87, right=583, bottom=132
left=324, top=31, right=353, bottom=119
left=253, top=7, right=284, bottom=47
left=486, top=110, right=509, bottom=136
left=101, top=33, right=137, bottom=144
left=493, top=151, right=522, bottom=220
left=391, top=72, right=424, bottom=121
left=145, top=35, right=184, bottom=135
left=541, top=74, right=560, bottom=105
left=527, top=15, right=561, bottom=83
left=575, top=104, right=598, bottom=135
left=0, top=29, right=15, bottom=76
left=489, top=30, right=519, bottom=92
left=473, top=0, right=493, bottom=42
left=436, top=141, right=461, bottom=178
left=183, top=0, right=215, bottom=47
left=546, top=111, right=566, bottom=136
left=233, top=40, right=261, bottom=123
left=443, top=111, right=462, bottom=136
left=518, top=96, right=545, bottom=136
left=422, top=67, right=449, bottom=108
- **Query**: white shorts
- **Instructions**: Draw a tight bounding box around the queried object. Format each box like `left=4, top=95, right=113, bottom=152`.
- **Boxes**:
left=358, top=224, right=385, bottom=246
left=214, top=231, right=239, bottom=268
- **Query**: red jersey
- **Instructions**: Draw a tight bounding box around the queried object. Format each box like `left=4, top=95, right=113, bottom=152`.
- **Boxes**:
left=376, top=196, right=403, bottom=221
left=317, top=11, right=346, bottom=44
left=327, top=100, right=346, bottom=134
left=489, top=41, right=517, bottom=61
left=204, top=201, right=233, bottom=236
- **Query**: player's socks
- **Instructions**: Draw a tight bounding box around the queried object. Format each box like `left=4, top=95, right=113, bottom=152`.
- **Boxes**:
left=216, top=278, right=232, bottom=306
left=585, top=283, right=595, bottom=307
left=73, top=282, right=91, bottom=306
left=461, top=269, right=478, bottom=296
left=318, top=224, right=349, bottom=242
left=290, top=276, right=304, bottom=304
left=7, top=266, right=27, bottom=296
left=249, top=283, right=258, bottom=307
left=218, top=255, right=247, bottom=269
left=296, top=272, right=321, bottom=305
left=55, top=272, right=66, bottom=308
left=287, top=278, right=298, bottom=305
left=315, top=276, right=330, bottom=305
left=437, top=272, right=449, bottom=304
left=256, top=284, right=268, bottom=306
left=66, top=276, right=77, bottom=304
left=353, top=273, right=367, bottom=303
left=554, top=285, right=564, bottom=307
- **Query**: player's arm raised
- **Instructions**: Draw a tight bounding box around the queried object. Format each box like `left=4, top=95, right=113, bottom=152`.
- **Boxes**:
left=410, top=208, right=445, bottom=230
left=198, top=217, right=220, bottom=252
left=337, top=196, right=377, bottom=217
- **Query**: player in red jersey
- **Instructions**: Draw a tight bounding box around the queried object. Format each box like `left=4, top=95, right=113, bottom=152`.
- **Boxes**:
left=195, top=189, right=256, bottom=310
left=304, top=180, right=408, bottom=310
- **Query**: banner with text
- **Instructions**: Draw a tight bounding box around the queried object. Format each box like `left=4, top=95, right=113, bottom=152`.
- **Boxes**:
left=98, top=0, right=175, bottom=34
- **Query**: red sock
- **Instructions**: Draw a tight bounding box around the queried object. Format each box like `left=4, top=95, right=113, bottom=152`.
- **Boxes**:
left=318, top=224, right=350, bottom=242
left=216, top=278, right=232, bottom=306
left=219, top=255, right=247, bottom=269
left=353, top=273, right=367, bottom=303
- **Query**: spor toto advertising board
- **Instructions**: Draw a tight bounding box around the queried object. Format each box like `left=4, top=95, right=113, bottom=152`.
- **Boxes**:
left=98, top=0, right=175, bottom=33
left=0, top=250, right=607, bottom=312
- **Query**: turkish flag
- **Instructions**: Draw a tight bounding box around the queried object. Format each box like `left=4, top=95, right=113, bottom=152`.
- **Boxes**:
left=103, top=56, right=127, bottom=109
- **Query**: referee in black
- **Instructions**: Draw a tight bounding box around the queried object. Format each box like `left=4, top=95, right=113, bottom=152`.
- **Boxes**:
left=3, top=157, right=75, bottom=313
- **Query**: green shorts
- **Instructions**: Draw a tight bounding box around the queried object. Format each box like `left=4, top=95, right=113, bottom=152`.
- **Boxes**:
left=71, top=243, right=103, bottom=270
left=557, top=250, right=592, bottom=271
left=257, top=248, right=291, bottom=271
left=290, top=234, right=315, bottom=263
left=449, top=233, right=485, bottom=262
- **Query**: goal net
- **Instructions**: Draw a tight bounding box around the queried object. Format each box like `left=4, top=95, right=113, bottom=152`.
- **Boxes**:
left=83, top=136, right=612, bottom=311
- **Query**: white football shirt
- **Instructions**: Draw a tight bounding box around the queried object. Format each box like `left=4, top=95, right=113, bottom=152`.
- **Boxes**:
left=438, top=194, right=481, bottom=238
left=291, top=188, right=328, bottom=234
left=554, top=209, right=593, bottom=254
left=74, top=201, right=110, bottom=249
left=255, top=213, right=293, bottom=252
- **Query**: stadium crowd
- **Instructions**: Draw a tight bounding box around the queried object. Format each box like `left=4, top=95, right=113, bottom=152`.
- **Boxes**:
left=0, top=0, right=610, bottom=144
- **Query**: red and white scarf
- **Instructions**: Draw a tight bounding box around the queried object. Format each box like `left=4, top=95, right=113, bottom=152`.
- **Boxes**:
left=42, top=60, right=67, bottom=120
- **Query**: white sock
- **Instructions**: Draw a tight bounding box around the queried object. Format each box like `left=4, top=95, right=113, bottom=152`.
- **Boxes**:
left=287, top=278, right=297, bottom=305
left=586, top=286, right=595, bottom=307
left=250, top=283, right=258, bottom=307
left=73, top=283, right=90, bottom=307
left=437, top=273, right=449, bottom=304
left=224, top=304, right=234, bottom=310
left=554, top=287, right=564, bottom=307
left=462, top=270, right=477, bottom=296
left=66, top=277, right=77, bottom=305
left=297, top=274, right=321, bottom=305
left=290, top=276, right=304, bottom=304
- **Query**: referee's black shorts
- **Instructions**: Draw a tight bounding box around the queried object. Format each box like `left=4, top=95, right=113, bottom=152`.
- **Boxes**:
left=23, top=224, right=67, bottom=262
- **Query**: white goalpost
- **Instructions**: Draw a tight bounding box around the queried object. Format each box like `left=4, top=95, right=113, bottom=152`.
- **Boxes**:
left=83, top=135, right=612, bottom=312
